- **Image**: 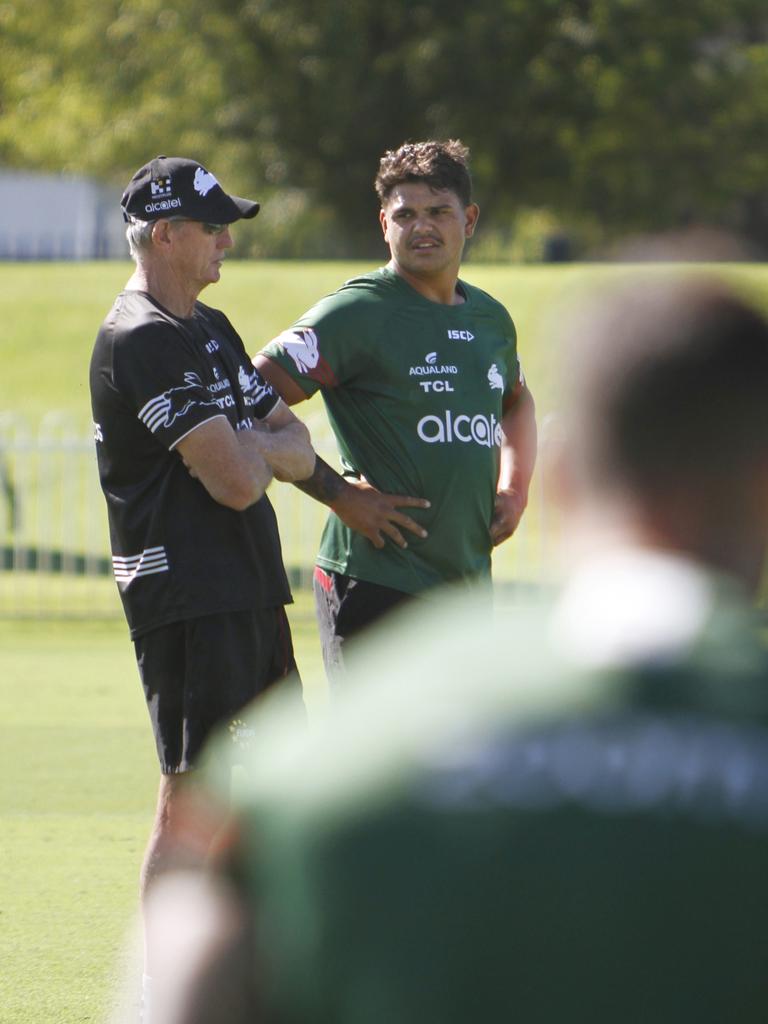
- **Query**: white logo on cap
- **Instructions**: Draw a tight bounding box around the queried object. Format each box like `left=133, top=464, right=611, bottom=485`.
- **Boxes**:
left=193, top=167, right=219, bottom=197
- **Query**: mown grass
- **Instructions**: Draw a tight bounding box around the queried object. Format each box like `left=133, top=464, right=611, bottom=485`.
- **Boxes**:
left=0, top=593, right=325, bottom=1024
left=4, top=258, right=768, bottom=423
left=0, top=258, right=635, bottom=422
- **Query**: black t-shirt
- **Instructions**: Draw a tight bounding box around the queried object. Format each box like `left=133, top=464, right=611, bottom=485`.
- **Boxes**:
left=90, top=290, right=291, bottom=639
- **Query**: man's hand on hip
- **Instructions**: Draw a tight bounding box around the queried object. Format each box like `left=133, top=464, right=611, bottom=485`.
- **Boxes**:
left=332, top=479, right=430, bottom=550
left=490, top=488, right=526, bottom=547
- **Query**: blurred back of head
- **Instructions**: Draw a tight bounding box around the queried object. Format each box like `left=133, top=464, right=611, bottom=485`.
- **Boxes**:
left=554, top=273, right=768, bottom=590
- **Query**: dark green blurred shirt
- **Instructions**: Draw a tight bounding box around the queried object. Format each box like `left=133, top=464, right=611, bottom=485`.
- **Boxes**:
left=205, top=551, right=768, bottom=1023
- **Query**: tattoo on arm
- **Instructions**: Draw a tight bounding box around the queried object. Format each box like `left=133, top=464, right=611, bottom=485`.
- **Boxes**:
left=293, top=456, right=346, bottom=505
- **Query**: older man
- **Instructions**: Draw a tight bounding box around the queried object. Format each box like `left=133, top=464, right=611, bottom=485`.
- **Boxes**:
left=89, top=156, right=314, bottom=1005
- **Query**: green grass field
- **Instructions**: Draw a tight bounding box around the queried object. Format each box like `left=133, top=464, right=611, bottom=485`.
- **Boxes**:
left=0, top=594, right=326, bottom=1024
left=4, top=258, right=768, bottom=424
left=0, top=258, right=575, bottom=426
left=3, top=258, right=768, bottom=1021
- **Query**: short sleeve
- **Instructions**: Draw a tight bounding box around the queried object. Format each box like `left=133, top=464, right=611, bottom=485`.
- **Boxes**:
left=500, top=310, right=525, bottom=403
left=259, top=287, right=371, bottom=396
left=113, top=323, right=226, bottom=450
left=240, top=363, right=281, bottom=421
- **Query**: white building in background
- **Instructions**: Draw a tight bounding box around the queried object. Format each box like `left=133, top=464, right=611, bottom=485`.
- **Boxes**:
left=0, top=168, right=127, bottom=259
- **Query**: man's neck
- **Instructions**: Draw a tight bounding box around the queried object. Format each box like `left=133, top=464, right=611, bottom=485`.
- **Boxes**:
left=564, top=496, right=762, bottom=597
left=388, top=260, right=465, bottom=306
left=126, top=263, right=200, bottom=319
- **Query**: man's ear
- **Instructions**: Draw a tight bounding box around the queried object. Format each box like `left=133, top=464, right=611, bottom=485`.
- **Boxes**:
left=379, top=208, right=389, bottom=243
left=151, top=219, right=175, bottom=249
left=464, top=203, right=480, bottom=239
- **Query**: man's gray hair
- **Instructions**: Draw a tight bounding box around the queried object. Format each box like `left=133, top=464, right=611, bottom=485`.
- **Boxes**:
left=125, top=217, right=156, bottom=261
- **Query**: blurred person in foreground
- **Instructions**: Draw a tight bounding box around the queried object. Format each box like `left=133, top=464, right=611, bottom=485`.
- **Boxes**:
left=89, top=155, right=314, bottom=1015
left=143, top=270, right=768, bottom=1024
left=254, top=139, right=537, bottom=680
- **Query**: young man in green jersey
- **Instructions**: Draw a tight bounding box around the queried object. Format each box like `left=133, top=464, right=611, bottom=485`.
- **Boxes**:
left=253, top=140, right=537, bottom=677
left=139, top=270, right=768, bottom=1024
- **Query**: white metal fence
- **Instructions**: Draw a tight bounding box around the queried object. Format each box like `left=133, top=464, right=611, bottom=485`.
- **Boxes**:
left=0, top=411, right=553, bottom=619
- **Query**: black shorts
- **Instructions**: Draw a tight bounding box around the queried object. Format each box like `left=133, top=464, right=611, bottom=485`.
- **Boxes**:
left=313, top=568, right=412, bottom=683
left=134, top=606, right=299, bottom=773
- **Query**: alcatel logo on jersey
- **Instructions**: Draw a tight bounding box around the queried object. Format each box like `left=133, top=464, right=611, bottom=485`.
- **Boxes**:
left=447, top=329, right=474, bottom=341
left=93, top=422, right=103, bottom=443
left=417, top=410, right=502, bottom=448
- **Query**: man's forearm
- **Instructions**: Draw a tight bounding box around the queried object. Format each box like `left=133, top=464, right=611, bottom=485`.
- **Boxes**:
left=498, top=386, right=537, bottom=503
left=293, top=455, right=348, bottom=506
left=293, top=457, right=431, bottom=548
left=243, top=421, right=315, bottom=482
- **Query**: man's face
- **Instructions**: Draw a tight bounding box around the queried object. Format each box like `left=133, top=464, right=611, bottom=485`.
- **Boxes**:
left=379, top=183, right=479, bottom=279
left=166, top=220, right=234, bottom=291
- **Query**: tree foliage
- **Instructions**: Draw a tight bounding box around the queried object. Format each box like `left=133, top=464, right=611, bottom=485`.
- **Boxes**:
left=1, top=0, right=767, bottom=255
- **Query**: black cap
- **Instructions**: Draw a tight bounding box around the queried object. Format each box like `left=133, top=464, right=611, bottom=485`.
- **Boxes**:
left=120, top=156, right=260, bottom=224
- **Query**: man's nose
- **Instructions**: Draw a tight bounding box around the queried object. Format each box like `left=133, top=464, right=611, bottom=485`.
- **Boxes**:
left=412, top=213, right=435, bottom=232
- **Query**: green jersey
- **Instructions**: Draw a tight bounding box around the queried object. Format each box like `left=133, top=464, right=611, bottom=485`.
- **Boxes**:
left=204, top=554, right=768, bottom=1023
left=260, top=266, right=523, bottom=593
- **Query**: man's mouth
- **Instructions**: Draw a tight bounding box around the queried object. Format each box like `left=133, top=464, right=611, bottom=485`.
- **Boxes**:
left=410, top=238, right=440, bottom=250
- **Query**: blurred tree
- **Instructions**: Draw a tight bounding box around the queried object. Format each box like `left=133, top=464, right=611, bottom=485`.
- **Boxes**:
left=544, top=0, right=768, bottom=249
left=213, top=0, right=768, bottom=253
left=1, top=0, right=766, bottom=256
left=0, top=1, right=232, bottom=171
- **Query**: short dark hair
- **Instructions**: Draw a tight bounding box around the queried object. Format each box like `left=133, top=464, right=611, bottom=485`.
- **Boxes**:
left=563, top=277, right=768, bottom=499
left=374, top=140, right=473, bottom=207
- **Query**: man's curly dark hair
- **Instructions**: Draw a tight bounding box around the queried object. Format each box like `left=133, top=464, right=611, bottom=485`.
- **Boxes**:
left=374, top=140, right=473, bottom=207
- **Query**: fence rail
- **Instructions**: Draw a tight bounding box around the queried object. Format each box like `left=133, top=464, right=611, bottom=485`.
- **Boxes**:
left=0, top=411, right=555, bottom=619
